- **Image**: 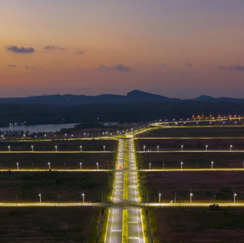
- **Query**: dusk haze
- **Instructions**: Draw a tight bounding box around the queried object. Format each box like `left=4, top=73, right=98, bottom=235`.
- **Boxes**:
left=1, top=0, right=244, bottom=98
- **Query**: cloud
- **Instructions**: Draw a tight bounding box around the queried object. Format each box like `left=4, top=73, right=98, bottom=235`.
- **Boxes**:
left=98, top=65, right=111, bottom=71
left=217, top=65, right=244, bottom=72
left=44, top=45, right=65, bottom=51
left=6, top=46, right=35, bottom=54
left=185, top=62, right=193, bottom=67
left=98, top=64, right=132, bottom=72
left=7, top=64, right=17, bottom=68
left=76, top=50, right=85, bottom=55
left=25, top=65, right=43, bottom=70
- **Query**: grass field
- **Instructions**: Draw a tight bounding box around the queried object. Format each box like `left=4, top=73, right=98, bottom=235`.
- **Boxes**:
left=142, top=172, right=244, bottom=203
left=137, top=127, right=244, bottom=138
left=0, top=140, right=117, bottom=151
left=150, top=207, right=244, bottom=243
left=0, top=207, right=100, bottom=243
left=0, top=172, right=110, bottom=202
left=137, top=152, right=244, bottom=169
left=135, top=138, right=244, bottom=151
left=0, top=153, right=115, bottom=170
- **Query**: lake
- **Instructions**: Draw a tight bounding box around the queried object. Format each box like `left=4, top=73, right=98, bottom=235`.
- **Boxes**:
left=0, top=123, right=77, bottom=133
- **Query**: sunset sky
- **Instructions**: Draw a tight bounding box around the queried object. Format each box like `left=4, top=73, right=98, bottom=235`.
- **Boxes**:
left=1, top=0, right=244, bottom=98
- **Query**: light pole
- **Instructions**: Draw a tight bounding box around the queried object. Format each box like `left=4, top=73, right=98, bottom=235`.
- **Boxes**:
left=230, top=145, right=233, bottom=151
left=143, top=146, right=146, bottom=152
left=159, top=193, right=161, bottom=204
left=181, top=162, right=183, bottom=169
left=80, top=162, right=82, bottom=169
left=58, top=195, right=60, bottom=206
left=82, top=193, right=85, bottom=203
left=31, top=145, right=34, bottom=152
left=103, top=145, right=105, bottom=151
left=157, top=146, right=159, bottom=152
left=234, top=192, right=237, bottom=203
left=48, top=162, right=51, bottom=170
left=55, top=145, right=57, bottom=152
left=190, top=193, right=193, bottom=203
left=80, top=146, right=82, bottom=152
left=205, top=145, right=208, bottom=151
left=8, top=146, right=10, bottom=152
left=16, top=162, right=19, bottom=170
left=96, top=162, right=99, bottom=170
left=39, top=192, right=42, bottom=203
left=181, top=145, right=183, bottom=151
left=211, top=161, right=214, bottom=169
left=149, top=163, right=151, bottom=170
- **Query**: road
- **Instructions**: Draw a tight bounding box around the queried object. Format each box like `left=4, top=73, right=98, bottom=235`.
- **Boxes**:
left=0, top=169, right=112, bottom=172
left=127, top=138, right=145, bottom=243
left=145, top=203, right=244, bottom=207
left=105, top=137, right=145, bottom=243
left=105, top=139, right=125, bottom=243
left=140, top=168, right=244, bottom=172
left=136, top=137, right=244, bottom=139
left=0, top=202, right=102, bottom=207
left=0, top=151, right=115, bottom=153
left=137, top=150, right=244, bottom=153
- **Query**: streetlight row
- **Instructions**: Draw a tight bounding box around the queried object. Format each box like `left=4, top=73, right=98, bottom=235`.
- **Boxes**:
left=143, top=144, right=234, bottom=151
left=7, top=145, right=106, bottom=152
left=158, top=192, right=238, bottom=203
left=37, top=192, right=86, bottom=204
left=14, top=162, right=100, bottom=170
left=147, top=161, right=244, bottom=169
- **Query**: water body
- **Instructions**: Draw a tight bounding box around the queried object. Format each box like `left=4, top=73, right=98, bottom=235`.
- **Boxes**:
left=0, top=123, right=77, bottom=133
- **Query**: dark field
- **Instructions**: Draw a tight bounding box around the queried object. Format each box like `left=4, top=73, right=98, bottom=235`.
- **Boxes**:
left=0, top=139, right=117, bottom=151
left=138, top=153, right=244, bottom=169
left=0, top=207, right=100, bottom=243
left=0, top=153, right=115, bottom=170
left=0, top=172, right=109, bottom=202
left=151, top=207, right=244, bottom=243
left=135, top=138, right=244, bottom=151
left=138, top=127, right=244, bottom=137
left=143, top=172, right=244, bottom=203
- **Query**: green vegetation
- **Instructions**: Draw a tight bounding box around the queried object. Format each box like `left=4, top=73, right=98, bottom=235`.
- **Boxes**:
left=138, top=127, right=244, bottom=138
left=98, top=208, right=109, bottom=243
left=122, top=209, right=128, bottom=243
left=0, top=171, right=108, bottom=202
left=142, top=171, right=244, bottom=203
left=123, top=172, right=128, bottom=201
left=0, top=153, right=114, bottom=170
left=138, top=152, right=244, bottom=169
left=153, top=207, right=244, bottom=242
left=0, top=140, right=117, bottom=152
left=0, top=207, right=99, bottom=243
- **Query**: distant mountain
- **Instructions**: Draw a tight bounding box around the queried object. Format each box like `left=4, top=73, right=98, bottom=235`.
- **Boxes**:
left=0, top=90, right=180, bottom=105
left=0, top=90, right=243, bottom=106
left=193, top=95, right=214, bottom=101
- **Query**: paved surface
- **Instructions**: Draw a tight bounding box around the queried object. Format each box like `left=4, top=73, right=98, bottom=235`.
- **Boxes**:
left=136, top=137, right=244, bottom=139
left=0, top=151, right=115, bottom=153
left=140, top=168, right=244, bottom=172
left=145, top=203, right=244, bottom=207
left=105, top=138, right=145, bottom=243
left=0, top=169, right=112, bottom=172
left=127, top=138, right=145, bottom=243
left=106, top=139, right=125, bottom=243
left=0, top=202, right=102, bottom=207
left=137, top=150, right=244, bottom=153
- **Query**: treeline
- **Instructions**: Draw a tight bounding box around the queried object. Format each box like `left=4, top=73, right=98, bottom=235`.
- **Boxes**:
left=0, top=100, right=244, bottom=127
